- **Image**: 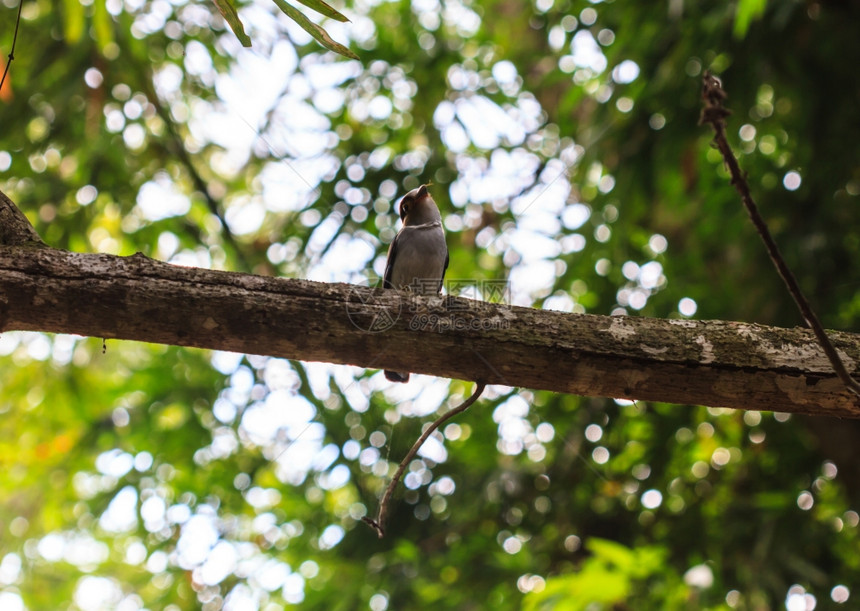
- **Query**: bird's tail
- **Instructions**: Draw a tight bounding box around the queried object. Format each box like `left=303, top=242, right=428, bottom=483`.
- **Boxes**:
left=384, top=370, right=410, bottom=383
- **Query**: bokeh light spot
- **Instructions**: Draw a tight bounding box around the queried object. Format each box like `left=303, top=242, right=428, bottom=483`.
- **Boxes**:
left=783, top=171, right=802, bottom=191
left=678, top=297, right=697, bottom=317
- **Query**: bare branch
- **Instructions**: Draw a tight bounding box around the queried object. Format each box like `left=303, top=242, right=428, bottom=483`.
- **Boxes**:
left=363, top=382, right=485, bottom=538
left=700, top=72, right=860, bottom=403
left=0, top=0, right=23, bottom=92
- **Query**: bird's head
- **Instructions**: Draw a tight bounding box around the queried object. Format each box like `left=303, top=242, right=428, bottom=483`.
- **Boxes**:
left=398, top=184, right=441, bottom=225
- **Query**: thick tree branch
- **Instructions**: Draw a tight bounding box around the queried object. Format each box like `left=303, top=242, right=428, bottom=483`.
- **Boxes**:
left=0, top=236, right=858, bottom=417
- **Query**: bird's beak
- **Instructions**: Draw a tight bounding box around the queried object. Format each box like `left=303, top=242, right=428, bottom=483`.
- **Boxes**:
left=416, top=184, right=428, bottom=199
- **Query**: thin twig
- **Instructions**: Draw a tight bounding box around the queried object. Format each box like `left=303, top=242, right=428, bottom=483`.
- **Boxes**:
left=363, top=382, right=486, bottom=538
left=0, top=0, right=24, bottom=93
left=699, top=72, right=860, bottom=402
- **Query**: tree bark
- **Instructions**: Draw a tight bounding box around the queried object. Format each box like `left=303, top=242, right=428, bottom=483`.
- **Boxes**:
left=1, top=192, right=858, bottom=417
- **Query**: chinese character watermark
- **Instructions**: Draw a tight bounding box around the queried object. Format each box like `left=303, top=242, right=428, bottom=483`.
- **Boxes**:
left=346, top=279, right=511, bottom=333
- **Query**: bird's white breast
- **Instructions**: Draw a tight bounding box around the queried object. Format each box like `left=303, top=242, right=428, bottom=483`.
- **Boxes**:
left=390, top=223, right=447, bottom=295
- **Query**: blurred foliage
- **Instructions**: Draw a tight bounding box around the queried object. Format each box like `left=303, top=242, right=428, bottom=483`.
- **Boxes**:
left=1, top=0, right=860, bottom=610
left=215, top=0, right=356, bottom=57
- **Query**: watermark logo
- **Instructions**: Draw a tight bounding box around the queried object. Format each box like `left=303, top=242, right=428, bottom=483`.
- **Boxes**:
left=345, top=284, right=402, bottom=333
left=443, top=279, right=511, bottom=307
left=407, top=313, right=510, bottom=332
left=346, top=279, right=511, bottom=333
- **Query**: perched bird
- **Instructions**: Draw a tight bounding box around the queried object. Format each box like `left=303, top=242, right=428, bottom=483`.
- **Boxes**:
left=383, top=184, right=448, bottom=383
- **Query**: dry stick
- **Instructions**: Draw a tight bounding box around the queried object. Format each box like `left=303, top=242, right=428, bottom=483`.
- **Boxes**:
left=699, top=72, right=860, bottom=402
left=0, top=0, right=24, bottom=92
left=363, top=382, right=486, bottom=538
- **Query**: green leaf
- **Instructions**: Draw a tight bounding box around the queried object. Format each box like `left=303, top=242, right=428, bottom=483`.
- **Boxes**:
left=212, top=0, right=253, bottom=47
left=587, top=537, right=636, bottom=572
left=62, top=0, right=85, bottom=43
left=273, top=0, right=358, bottom=59
left=523, top=566, right=630, bottom=611
left=93, top=0, right=114, bottom=52
left=734, top=0, right=767, bottom=38
left=293, top=0, right=350, bottom=23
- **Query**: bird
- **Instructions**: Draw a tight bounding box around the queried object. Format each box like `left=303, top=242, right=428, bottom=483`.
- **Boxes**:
left=383, top=184, right=448, bottom=383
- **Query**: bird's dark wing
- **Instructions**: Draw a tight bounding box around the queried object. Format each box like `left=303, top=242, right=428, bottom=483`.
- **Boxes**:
left=383, top=235, right=399, bottom=289
left=438, top=248, right=449, bottom=294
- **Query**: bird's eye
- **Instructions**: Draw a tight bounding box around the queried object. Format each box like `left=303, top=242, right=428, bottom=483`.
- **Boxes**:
left=400, top=202, right=409, bottom=217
